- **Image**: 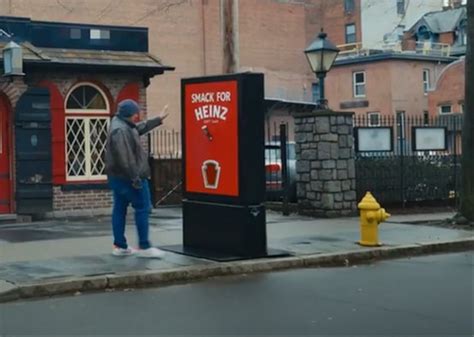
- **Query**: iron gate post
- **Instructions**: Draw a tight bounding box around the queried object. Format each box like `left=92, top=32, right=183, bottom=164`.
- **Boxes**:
left=279, top=123, right=289, bottom=216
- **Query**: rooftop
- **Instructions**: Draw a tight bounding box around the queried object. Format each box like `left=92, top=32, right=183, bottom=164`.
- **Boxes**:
left=334, top=51, right=456, bottom=66
left=0, top=41, right=173, bottom=74
left=0, top=16, right=174, bottom=75
left=0, top=16, right=148, bottom=52
left=335, top=42, right=459, bottom=66
left=408, top=6, right=466, bottom=33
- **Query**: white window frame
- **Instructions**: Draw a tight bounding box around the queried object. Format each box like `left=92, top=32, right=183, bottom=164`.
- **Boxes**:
left=65, top=83, right=109, bottom=115
left=439, top=105, right=452, bottom=115
left=368, top=112, right=381, bottom=127
left=423, top=69, right=430, bottom=95
left=345, top=24, right=356, bottom=44
left=353, top=71, right=366, bottom=98
left=65, top=83, right=110, bottom=181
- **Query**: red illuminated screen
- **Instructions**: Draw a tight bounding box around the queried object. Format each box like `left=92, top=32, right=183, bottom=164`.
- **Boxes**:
left=184, top=80, right=239, bottom=196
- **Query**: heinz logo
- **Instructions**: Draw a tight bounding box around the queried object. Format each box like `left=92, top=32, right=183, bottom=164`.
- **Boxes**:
left=192, top=90, right=232, bottom=122
left=195, top=105, right=228, bottom=121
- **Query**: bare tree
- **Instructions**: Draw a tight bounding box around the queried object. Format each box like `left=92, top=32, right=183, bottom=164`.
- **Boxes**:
left=131, top=0, right=190, bottom=25
left=222, top=0, right=238, bottom=73
left=460, top=0, right=474, bottom=221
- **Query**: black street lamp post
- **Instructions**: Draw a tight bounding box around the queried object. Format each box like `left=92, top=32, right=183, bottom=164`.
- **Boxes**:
left=304, top=30, right=340, bottom=109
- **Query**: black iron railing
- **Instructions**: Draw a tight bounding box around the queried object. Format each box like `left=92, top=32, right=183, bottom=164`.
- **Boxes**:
left=354, top=114, right=463, bottom=207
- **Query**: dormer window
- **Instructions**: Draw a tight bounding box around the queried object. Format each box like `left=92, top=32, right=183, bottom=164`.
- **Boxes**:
left=417, top=26, right=432, bottom=42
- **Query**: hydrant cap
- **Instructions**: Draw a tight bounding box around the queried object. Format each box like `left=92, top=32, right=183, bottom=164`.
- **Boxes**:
left=358, top=192, right=381, bottom=210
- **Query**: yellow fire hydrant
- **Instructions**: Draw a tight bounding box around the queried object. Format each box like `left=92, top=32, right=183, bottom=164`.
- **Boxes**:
left=358, top=192, right=390, bottom=247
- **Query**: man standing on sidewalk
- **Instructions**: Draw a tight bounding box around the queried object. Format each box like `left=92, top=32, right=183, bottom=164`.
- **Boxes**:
left=106, top=99, right=168, bottom=258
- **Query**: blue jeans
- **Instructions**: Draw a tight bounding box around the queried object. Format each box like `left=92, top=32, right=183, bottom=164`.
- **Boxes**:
left=109, top=177, right=152, bottom=249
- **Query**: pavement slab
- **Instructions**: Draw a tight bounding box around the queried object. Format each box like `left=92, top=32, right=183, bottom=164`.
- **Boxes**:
left=0, top=208, right=472, bottom=302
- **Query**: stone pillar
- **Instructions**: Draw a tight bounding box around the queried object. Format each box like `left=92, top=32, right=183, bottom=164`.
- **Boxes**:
left=294, top=110, right=357, bottom=217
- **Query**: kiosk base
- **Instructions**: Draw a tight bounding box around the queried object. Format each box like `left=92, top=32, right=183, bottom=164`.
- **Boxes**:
left=161, top=245, right=290, bottom=262
left=164, top=200, right=290, bottom=261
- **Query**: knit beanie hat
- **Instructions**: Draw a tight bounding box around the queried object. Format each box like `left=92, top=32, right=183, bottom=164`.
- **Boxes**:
left=117, top=99, right=140, bottom=118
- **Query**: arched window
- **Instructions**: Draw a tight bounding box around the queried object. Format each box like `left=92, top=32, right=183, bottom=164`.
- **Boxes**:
left=65, top=83, right=110, bottom=181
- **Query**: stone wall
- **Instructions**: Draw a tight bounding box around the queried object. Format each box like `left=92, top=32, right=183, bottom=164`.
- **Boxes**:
left=294, top=111, right=357, bottom=217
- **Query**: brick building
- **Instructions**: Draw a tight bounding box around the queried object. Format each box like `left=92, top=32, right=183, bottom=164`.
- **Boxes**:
left=0, top=0, right=363, bottom=133
left=0, top=16, right=173, bottom=215
left=428, top=57, right=465, bottom=117
left=404, top=4, right=467, bottom=57
left=325, top=53, right=454, bottom=120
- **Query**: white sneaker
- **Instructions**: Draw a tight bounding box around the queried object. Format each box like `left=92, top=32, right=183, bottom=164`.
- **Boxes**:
left=137, top=247, right=166, bottom=259
left=112, top=246, right=135, bottom=256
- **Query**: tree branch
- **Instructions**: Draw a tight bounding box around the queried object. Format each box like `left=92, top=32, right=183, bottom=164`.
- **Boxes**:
left=131, top=0, right=190, bottom=25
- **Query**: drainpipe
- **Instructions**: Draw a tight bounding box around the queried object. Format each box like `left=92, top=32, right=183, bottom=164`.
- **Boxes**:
left=201, top=0, right=207, bottom=75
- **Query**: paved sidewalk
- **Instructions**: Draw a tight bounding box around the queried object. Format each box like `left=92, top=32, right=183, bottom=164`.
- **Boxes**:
left=0, top=208, right=472, bottom=302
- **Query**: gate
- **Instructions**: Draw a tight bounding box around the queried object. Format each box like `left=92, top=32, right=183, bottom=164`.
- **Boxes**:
left=265, top=121, right=293, bottom=215
left=148, top=129, right=182, bottom=206
left=148, top=123, right=294, bottom=211
left=15, top=88, right=53, bottom=214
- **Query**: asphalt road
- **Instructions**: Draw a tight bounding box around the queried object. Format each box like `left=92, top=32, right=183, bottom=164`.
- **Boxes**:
left=0, top=252, right=472, bottom=337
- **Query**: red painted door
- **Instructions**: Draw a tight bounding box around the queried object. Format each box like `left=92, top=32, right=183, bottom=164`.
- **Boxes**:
left=0, top=96, right=11, bottom=213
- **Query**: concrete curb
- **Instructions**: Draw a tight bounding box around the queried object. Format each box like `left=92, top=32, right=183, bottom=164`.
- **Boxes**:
left=1, top=238, right=472, bottom=303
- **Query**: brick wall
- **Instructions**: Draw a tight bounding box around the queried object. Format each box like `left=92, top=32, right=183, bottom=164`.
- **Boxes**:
left=2, top=0, right=361, bottom=128
left=53, top=187, right=112, bottom=211
left=428, top=57, right=465, bottom=116
left=305, top=0, right=362, bottom=46
left=28, top=71, right=144, bottom=107
left=439, top=32, right=455, bottom=45
left=27, top=70, right=148, bottom=212
left=326, top=59, right=449, bottom=117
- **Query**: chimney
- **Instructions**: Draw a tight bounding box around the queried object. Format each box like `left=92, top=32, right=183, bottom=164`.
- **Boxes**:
left=451, top=0, right=462, bottom=8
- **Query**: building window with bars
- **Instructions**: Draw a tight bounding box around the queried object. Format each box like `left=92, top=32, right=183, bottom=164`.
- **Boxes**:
left=353, top=71, right=366, bottom=97
left=65, top=83, right=110, bottom=181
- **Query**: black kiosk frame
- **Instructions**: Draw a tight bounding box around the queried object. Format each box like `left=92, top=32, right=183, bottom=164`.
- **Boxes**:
left=164, top=73, right=286, bottom=261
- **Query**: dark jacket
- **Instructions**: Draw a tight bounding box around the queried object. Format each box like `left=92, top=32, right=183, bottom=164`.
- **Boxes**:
left=105, top=115, right=162, bottom=181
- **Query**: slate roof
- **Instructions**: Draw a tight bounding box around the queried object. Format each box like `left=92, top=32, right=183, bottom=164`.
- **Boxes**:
left=409, top=7, right=466, bottom=33
left=0, top=41, right=174, bottom=74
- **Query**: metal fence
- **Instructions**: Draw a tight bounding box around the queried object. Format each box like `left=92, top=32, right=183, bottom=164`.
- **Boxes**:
left=354, top=113, right=463, bottom=207
left=148, top=129, right=182, bottom=206
left=149, top=128, right=181, bottom=159
left=148, top=123, right=294, bottom=208
left=265, top=122, right=293, bottom=214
